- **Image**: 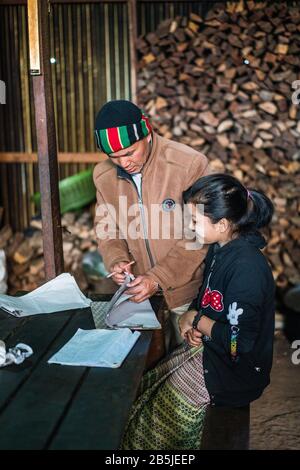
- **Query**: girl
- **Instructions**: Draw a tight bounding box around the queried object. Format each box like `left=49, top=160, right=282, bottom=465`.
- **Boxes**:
left=122, top=173, right=275, bottom=450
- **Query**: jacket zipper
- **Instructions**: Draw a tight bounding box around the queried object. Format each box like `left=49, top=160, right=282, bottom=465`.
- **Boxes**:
left=205, top=255, right=216, bottom=286
left=136, top=176, right=155, bottom=268
left=118, top=173, right=155, bottom=269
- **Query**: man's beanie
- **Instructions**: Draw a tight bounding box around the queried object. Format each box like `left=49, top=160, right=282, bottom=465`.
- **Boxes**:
left=94, top=100, right=152, bottom=154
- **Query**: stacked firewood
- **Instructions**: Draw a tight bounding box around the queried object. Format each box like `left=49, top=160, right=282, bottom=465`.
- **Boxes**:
left=0, top=210, right=99, bottom=295
left=137, top=1, right=300, bottom=290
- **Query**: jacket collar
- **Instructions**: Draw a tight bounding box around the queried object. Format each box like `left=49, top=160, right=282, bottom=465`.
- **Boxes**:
left=142, top=131, right=159, bottom=176
left=117, top=165, right=133, bottom=181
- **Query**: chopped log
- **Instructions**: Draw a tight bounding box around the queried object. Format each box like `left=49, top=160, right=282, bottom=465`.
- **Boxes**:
left=5, top=210, right=104, bottom=295
left=5, top=232, right=24, bottom=258
left=199, top=111, right=219, bottom=127
left=29, top=257, right=44, bottom=276
left=259, top=102, right=278, bottom=115
left=13, top=239, right=34, bottom=264
left=217, top=120, right=234, bottom=133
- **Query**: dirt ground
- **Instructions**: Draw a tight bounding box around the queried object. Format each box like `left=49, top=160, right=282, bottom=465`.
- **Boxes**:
left=250, top=331, right=300, bottom=450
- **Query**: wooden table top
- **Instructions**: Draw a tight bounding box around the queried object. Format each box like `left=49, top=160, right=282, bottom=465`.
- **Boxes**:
left=0, top=294, right=165, bottom=450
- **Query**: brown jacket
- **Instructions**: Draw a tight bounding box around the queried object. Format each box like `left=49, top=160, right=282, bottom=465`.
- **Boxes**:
left=93, top=132, right=210, bottom=309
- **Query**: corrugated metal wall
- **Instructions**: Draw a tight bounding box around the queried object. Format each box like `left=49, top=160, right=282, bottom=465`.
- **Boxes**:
left=0, top=1, right=214, bottom=231
left=49, top=2, right=131, bottom=157
left=0, top=5, right=35, bottom=230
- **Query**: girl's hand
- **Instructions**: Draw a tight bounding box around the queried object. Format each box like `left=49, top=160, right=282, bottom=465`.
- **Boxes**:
left=185, top=328, right=203, bottom=347
left=179, top=309, right=198, bottom=338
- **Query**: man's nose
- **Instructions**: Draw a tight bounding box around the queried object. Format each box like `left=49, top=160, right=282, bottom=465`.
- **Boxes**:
left=119, top=157, right=131, bottom=169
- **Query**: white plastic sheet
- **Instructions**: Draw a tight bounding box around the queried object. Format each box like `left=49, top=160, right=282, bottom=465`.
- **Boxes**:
left=0, top=273, right=91, bottom=317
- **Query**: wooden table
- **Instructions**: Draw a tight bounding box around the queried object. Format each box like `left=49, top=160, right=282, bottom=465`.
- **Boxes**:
left=0, top=294, right=166, bottom=450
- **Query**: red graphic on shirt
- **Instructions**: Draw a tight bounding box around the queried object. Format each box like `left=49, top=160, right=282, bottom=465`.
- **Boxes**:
left=201, top=288, right=224, bottom=312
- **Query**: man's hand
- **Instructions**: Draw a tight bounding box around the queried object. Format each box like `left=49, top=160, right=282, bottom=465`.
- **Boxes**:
left=125, top=275, right=159, bottom=303
left=110, top=261, right=132, bottom=285
left=178, top=309, right=198, bottom=338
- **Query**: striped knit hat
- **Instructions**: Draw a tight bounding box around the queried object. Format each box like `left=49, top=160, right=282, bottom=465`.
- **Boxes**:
left=94, top=100, right=152, bottom=154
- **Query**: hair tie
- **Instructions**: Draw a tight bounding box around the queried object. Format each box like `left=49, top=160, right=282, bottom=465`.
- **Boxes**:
left=247, top=189, right=252, bottom=200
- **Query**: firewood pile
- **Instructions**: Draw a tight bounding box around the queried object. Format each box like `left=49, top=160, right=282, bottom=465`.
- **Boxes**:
left=0, top=210, right=99, bottom=295
left=137, top=0, right=300, bottom=289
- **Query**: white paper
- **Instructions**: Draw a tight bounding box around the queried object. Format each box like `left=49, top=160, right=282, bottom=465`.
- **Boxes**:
left=48, top=328, right=140, bottom=368
left=0, top=273, right=91, bottom=317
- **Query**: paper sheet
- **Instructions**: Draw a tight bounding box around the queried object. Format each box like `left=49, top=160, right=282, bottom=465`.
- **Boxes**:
left=48, top=328, right=140, bottom=368
left=0, top=273, right=91, bottom=317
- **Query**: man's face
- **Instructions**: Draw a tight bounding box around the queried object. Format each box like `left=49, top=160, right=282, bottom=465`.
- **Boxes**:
left=108, top=136, right=151, bottom=174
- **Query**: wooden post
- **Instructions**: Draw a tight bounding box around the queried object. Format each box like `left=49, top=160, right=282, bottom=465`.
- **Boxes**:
left=128, top=0, right=137, bottom=103
left=28, top=0, right=64, bottom=279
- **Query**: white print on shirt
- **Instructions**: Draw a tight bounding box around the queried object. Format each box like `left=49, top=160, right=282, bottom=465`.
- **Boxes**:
left=227, top=302, right=244, bottom=326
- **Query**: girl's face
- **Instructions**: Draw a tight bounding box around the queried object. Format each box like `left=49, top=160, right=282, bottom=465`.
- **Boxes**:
left=189, top=204, right=231, bottom=245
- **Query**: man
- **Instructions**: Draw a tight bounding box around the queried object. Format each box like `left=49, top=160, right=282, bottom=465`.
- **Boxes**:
left=93, top=100, right=210, bottom=350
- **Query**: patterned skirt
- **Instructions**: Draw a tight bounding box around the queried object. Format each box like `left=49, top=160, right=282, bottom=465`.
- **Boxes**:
left=121, top=343, right=210, bottom=450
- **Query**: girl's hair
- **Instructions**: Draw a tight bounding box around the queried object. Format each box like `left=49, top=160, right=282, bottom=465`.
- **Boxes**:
left=183, top=173, right=274, bottom=234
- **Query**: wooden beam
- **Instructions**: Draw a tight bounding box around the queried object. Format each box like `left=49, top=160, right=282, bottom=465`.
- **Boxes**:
left=1, top=0, right=208, bottom=4
left=1, top=0, right=128, bottom=5
left=28, top=0, right=41, bottom=74
left=128, top=0, right=137, bottom=103
left=29, top=0, right=64, bottom=280
left=0, top=152, right=108, bottom=163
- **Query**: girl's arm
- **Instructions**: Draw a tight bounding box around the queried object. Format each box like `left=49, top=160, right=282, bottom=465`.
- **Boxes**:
left=196, top=315, right=215, bottom=337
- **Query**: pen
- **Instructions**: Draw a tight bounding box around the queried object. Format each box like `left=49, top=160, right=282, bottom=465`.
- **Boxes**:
left=106, top=261, right=135, bottom=278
